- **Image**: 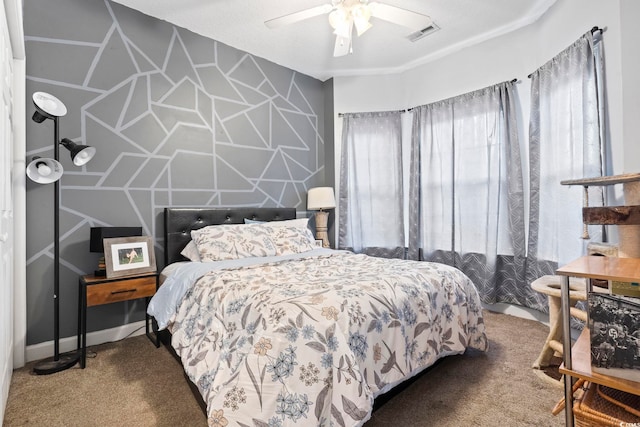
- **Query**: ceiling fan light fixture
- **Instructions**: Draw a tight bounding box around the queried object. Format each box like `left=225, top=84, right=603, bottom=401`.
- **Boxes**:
left=328, top=8, right=348, bottom=30
left=352, top=3, right=372, bottom=36
left=265, top=0, right=431, bottom=57
left=353, top=17, right=372, bottom=36
left=334, top=20, right=352, bottom=38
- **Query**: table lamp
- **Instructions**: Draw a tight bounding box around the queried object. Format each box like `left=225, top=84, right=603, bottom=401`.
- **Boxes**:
left=307, top=187, right=336, bottom=248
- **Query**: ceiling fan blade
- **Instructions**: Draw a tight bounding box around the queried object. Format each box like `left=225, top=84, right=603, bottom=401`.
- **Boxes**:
left=265, top=4, right=333, bottom=29
left=368, top=2, right=431, bottom=31
left=333, top=34, right=352, bottom=57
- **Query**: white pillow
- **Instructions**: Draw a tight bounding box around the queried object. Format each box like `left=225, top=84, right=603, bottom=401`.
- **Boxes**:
left=180, top=240, right=201, bottom=262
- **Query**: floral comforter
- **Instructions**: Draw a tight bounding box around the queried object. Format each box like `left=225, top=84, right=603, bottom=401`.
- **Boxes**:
left=168, top=251, right=487, bottom=427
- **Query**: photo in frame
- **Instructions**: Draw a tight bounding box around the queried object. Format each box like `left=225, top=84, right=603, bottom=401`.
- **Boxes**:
left=588, top=292, right=640, bottom=382
left=103, top=236, right=156, bottom=278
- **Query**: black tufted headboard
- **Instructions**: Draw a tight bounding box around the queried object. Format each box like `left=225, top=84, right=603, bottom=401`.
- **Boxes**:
left=164, top=207, right=297, bottom=266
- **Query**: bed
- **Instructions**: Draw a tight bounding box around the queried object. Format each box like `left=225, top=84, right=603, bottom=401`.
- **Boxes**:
left=149, top=207, right=487, bottom=427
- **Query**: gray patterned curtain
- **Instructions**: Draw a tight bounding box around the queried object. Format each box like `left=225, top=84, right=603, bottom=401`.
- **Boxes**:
left=339, top=111, right=405, bottom=258
left=407, top=81, right=530, bottom=307
left=526, top=31, right=605, bottom=292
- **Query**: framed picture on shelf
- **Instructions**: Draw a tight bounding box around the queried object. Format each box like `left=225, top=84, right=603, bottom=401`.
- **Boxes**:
left=588, top=292, right=640, bottom=382
left=103, top=236, right=156, bottom=278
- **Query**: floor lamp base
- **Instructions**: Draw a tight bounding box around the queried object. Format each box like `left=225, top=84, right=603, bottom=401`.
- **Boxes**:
left=33, top=351, right=80, bottom=375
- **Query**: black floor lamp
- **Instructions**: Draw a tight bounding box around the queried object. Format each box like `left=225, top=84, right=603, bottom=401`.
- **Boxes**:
left=27, top=92, right=96, bottom=375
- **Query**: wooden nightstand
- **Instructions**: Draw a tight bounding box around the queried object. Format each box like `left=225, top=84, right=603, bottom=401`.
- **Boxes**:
left=77, top=272, right=160, bottom=368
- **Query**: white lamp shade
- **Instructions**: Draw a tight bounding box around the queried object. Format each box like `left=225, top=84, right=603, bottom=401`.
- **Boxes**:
left=307, top=187, right=336, bottom=210
left=71, top=145, right=96, bottom=166
left=60, top=138, right=96, bottom=166
left=26, top=157, right=64, bottom=184
left=33, top=92, right=67, bottom=118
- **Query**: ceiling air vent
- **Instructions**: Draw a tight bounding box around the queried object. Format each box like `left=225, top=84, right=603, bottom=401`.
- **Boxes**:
left=407, top=23, right=440, bottom=42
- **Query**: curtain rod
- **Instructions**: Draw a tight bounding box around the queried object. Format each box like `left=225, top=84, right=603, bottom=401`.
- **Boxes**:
left=338, top=78, right=518, bottom=116
left=338, top=109, right=405, bottom=118
left=406, top=78, right=518, bottom=112
left=528, top=26, right=602, bottom=78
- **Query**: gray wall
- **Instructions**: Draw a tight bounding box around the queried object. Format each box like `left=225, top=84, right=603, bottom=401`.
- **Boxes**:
left=24, top=0, right=327, bottom=345
left=322, top=78, right=336, bottom=248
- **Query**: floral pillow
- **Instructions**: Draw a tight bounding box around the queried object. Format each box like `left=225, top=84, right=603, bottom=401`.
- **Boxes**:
left=190, top=224, right=276, bottom=261
left=241, top=218, right=315, bottom=255
left=270, top=218, right=310, bottom=229
left=244, top=218, right=310, bottom=230
left=271, top=225, right=316, bottom=256
left=233, top=224, right=278, bottom=259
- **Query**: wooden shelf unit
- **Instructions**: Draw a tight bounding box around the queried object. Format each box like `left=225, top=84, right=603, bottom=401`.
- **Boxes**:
left=556, top=255, right=640, bottom=426
left=556, top=255, right=640, bottom=283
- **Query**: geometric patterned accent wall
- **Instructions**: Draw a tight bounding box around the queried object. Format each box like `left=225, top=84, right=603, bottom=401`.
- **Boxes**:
left=24, top=0, right=325, bottom=345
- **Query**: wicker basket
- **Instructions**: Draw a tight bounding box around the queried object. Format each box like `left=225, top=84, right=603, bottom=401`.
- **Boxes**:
left=573, top=382, right=640, bottom=427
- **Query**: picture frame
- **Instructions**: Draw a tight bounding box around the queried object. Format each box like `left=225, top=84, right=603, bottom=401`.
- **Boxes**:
left=588, top=292, right=640, bottom=382
left=103, top=236, right=156, bottom=278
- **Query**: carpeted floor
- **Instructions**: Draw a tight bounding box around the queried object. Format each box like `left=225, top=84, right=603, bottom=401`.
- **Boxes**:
left=4, top=310, right=565, bottom=426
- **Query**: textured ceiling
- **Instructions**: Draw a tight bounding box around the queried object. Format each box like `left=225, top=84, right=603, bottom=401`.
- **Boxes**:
left=111, top=0, right=557, bottom=81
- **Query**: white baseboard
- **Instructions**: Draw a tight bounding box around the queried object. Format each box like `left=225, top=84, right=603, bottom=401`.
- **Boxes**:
left=1, top=340, right=12, bottom=427
left=25, top=320, right=147, bottom=363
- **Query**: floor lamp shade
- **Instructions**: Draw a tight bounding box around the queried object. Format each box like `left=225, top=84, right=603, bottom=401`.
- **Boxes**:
left=26, top=157, right=63, bottom=184
left=32, top=91, right=67, bottom=122
left=61, top=138, right=96, bottom=166
left=307, top=187, right=336, bottom=248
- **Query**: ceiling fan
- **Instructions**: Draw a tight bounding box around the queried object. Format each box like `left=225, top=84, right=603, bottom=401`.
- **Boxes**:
left=265, top=0, right=432, bottom=57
